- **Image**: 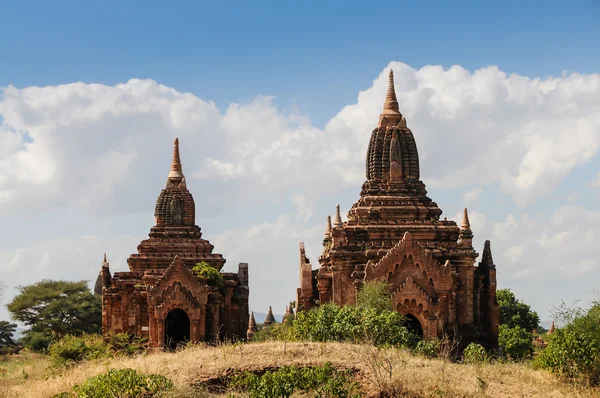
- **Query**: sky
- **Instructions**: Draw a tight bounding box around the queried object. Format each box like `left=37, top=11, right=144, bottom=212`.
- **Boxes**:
left=0, top=0, right=599, bottom=324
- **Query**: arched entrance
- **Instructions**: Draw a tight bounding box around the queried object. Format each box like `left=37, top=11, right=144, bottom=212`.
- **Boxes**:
left=164, top=308, right=190, bottom=350
left=402, top=313, right=423, bottom=339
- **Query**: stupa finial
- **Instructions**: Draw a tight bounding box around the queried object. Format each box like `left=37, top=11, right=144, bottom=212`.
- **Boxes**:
left=166, top=138, right=186, bottom=188
left=168, top=138, right=184, bottom=178
left=378, top=69, right=404, bottom=128
left=461, top=208, right=471, bottom=230
left=333, top=204, right=343, bottom=228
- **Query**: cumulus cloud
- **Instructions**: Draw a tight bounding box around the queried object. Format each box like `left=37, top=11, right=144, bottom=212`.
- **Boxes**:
left=1, top=62, right=600, bottom=319
left=463, top=188, right=483, bottom=204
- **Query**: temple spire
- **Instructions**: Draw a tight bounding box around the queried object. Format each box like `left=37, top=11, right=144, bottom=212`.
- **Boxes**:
left=166, top=138, right=186, bottom=188
left=325, top=215, right=332, bottom=237
left=378, top=69, right=405, bottom=128
left=103, top=252, right=107, bottom=263
left=461, top=208, right=471, bottom=230
left=247, top=312, right=258, bottom=340
left=264, top=306, right=276, bottom=326
left=333, top=204, right=343, bottom=228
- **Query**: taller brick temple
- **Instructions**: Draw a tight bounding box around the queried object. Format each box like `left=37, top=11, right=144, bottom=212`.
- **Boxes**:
left=99, top=139, right=249, bottom=349
left=297, top=70, right=499, bottom=348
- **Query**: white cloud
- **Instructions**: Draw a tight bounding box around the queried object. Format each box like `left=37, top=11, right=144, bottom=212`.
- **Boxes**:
left=463, top=188, right=483, bottom=204
left=1, top=62, right=600, bottom=321
left=589, top=172, right=600, bottom=188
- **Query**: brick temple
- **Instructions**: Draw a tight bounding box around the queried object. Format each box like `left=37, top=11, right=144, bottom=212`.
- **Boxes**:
left=97, top=139, right=249, bottom=349
left=297, top=70, right=499, bottom=348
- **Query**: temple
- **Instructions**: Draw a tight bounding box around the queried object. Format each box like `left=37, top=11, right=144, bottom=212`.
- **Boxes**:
left=297, top=71, right=499, bottom=348
left=99, top=138, right=250, bottom=349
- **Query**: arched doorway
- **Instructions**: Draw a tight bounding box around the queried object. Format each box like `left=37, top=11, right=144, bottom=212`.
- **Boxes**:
left=402, top=313, right=423, bottom=339
left=164, top=308, right=190, bottom=350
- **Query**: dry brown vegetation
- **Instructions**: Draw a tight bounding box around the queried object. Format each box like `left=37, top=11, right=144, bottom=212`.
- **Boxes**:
left=1, top=341, right=599, bottom=398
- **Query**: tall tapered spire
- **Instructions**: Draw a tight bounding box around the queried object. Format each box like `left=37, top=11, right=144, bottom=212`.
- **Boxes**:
left=325, top=215, right=332, bottom=237
left=378, top=70, right=405, bottom=128
left=461, top=208, right=471, bottom=230
left=166, top=138, right=186, bottom=188
left=247, top=312, right=258, bottom=340
left=458, top=207, right=473, bottom=246
left=333, top=204, right=343, bottom=228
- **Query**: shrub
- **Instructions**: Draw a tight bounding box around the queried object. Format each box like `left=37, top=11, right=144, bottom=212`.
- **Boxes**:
left=108, top=333, right=147, bottom=356
left=463, top=342, right=488, bottom=364
left=20, top=330, right=54, bottom=352
left=357, top=281, right=393, bottom=313
left=229, top=362, right=361, bottom=398
left=289, top=304, right=416, bottom=347
left=54, top=368, right=173, bottom=398
left=192, top=261, right=224, bottom=287
left=414, top=339, right=440, bottom=358
left=535, top=300, right=600, bottom=385
left=498, top=324, right=533, bottom=360
left=48, top=334, right=110, bottom=367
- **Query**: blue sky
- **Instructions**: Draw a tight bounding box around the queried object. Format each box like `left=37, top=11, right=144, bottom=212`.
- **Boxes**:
left=1, top=0, right=599, bottom=127
left=0, top=1, right=599, bottom=323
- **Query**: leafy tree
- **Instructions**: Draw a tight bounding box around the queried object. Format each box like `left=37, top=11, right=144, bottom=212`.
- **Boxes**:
left=498, top=324, right=533, bottom=360
left=6, top=280, right=101, bottom=350
left=535, top=298, right=600, bottom=385
left=192, top=261, right=224, bottom=287
left=497, top=289, right=539, bottom=332
left=357, top=281, right=393, bottom=313
left=0, top=321, right=17, bottom=348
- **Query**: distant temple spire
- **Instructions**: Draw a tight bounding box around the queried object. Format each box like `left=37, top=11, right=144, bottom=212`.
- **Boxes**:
left=247, top=312, right=258, bottom=340
left=166, top=138, right=186, bottom=188
left=378, top=69, right=405, bottom=128
left=333, top=204, right=343, bottom=228
left=548, top=320, right=556, bottom=335
left=283, top=303, right=295, bottom=324
left=263, top=306, right=276, bottom=326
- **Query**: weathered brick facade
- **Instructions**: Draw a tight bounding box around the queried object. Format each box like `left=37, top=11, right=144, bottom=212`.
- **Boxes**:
left=297, top=71, right=499, bottom=348
left=98, top=139, right=249, bottom=349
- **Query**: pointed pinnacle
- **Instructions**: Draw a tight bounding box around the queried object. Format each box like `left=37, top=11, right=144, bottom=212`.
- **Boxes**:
left=103, top=253, right=107, bottom=263
left=325, top=215, right=332, bottom=237
left=461, top=208, right=471, bottom=230
left=382, top=70, right=400, bottom=115
left=333, top=204, right=343, bottom=228
left=167, top=137, right=185, bottom=180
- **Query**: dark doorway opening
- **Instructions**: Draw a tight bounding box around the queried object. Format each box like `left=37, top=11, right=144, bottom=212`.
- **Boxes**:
left=164, top=308, right=190, bottom=350
left=402, top=313, right=423, bottom=339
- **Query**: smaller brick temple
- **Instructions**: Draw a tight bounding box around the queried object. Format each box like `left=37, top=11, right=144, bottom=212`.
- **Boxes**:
left=98, top=139, right=249, bottom=349
left=296, top=70, right=499, bottom=348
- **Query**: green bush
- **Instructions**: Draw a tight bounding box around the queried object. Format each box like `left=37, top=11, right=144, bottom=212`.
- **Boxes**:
left=497, top=289, right=540, bottom=332
left=463, top=342, right=488, bottom=364
left=49, top=333, right=147, bottom=367
left=54, top=368, right=173, bottom=398
left=192, top=261, right=224, bottom=287
left=20, top=330, right=54, bottom=352
left=414, top=339, right=440, bottom=358
left=498, top=324, right=533, bottom=360
left=229, top=362, right=361, bottom=398
left=535, top=300, right=600, bottom=385
left=357, top=281, right=393, bottom=313
left=48, top=334, right=110, bottom=367
left=107, top=333, right=147, bottom=356
left=288, top=304, right=416, bottom=348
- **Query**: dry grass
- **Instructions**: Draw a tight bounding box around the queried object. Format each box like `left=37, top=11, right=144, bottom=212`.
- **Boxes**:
left=0, top=342, right=598, bottom=398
